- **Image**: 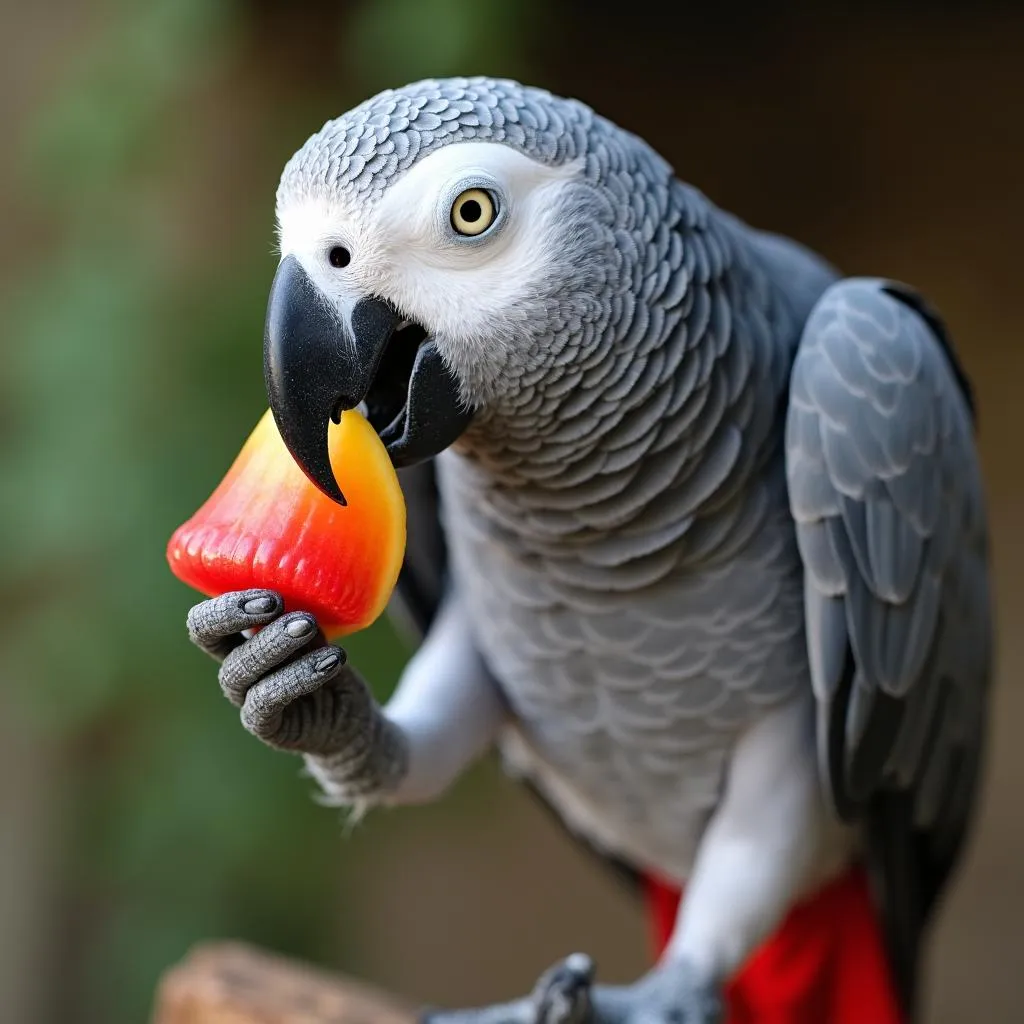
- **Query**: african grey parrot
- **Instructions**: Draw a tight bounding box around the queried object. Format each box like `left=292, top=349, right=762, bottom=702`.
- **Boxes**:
left=184, top=76, right=992, bottom=1024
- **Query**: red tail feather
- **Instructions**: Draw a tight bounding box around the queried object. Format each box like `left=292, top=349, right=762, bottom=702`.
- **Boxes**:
left=645, top=866, right=906, bottom=1024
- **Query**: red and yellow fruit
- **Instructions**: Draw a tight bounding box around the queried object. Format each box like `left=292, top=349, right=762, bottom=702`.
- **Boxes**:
left=167, top=408, right=406, bottom=639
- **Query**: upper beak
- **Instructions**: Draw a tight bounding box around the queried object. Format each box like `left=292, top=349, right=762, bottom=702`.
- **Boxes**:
left=263, top=254, right=472, bottom=505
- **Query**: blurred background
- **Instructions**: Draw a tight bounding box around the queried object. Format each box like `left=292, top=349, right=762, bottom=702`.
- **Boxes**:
left=1, top=1, right=1023, bottom=1021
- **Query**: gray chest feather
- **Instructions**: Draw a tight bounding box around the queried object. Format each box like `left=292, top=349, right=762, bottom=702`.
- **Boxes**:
left=440, top=456, right=812, bottom=878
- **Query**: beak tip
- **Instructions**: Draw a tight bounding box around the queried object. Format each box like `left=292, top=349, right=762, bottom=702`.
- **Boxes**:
left=265, top=404, right=348, bottom=507
left=304, top=462, right=349, bottom=507
left=301, top=451, right=349, bottom=508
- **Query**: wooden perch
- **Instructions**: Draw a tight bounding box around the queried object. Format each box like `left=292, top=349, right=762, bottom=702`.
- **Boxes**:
left=152, top=941, right=417, bottom=1024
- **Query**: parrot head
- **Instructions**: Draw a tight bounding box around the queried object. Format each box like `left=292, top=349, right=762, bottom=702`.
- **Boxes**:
left=265, top=76, right=673, bottom=503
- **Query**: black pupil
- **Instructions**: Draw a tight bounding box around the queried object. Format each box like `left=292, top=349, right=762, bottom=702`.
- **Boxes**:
left=460, top=199, right=482, bottom=223
left=329, top=246, right=351, bottom=268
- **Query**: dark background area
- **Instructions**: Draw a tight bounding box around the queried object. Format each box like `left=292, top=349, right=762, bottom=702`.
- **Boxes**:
left=1, top=1, right=1022, bottom=1021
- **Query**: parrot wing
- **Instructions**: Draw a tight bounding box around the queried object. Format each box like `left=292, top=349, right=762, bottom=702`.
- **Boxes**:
left=785, top=277, right=992, bottom=1009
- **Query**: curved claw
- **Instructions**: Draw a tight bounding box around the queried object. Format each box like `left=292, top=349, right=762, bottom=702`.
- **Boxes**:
left=532, top=954, right=594, bottom=1024
left=419, top=955, right=594, bottom=1024
left=420, top=957, right=722, bottom=1024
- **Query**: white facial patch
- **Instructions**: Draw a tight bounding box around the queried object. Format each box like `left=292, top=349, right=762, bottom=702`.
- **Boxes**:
left=276, top=142, right=583, bottom=359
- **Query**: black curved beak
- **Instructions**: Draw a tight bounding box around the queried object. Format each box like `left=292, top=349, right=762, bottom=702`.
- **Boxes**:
left=263, top=255, right=473, bottom=505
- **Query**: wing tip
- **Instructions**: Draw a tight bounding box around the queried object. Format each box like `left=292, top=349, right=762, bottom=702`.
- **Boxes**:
left=880, top=280, right=978, bottom=426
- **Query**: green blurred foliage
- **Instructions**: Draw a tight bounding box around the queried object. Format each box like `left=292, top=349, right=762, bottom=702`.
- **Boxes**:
left=0, top=0, right=533, bottom=1020
left=346, top=0, right=540, bottom=92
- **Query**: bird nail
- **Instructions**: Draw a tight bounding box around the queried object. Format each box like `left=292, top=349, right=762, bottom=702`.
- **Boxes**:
left=243, top=596, right=276, bottom=615
left=315, top=653, right=340, bottom=673
left=286, top=617, right=314, bottom=638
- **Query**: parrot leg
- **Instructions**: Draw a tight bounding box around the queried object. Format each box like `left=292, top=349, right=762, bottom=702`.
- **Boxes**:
left=311, top=589, right=509, bottom=807
left=187, top=589, right=507, bottom=809
left=424, top=699, right=851, bottom=1024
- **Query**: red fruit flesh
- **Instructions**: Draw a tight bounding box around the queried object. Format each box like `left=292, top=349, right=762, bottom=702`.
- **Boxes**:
left=167, top=408, right=406, bottom=639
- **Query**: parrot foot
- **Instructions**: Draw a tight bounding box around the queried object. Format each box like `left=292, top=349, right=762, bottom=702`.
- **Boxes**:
left=186, top=591, right=407, bottom=800
left=421, top=954, right=723, bottom=1024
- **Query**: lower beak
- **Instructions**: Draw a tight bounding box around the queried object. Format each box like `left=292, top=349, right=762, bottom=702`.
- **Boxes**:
left=263, top=255, right=472, bottom=505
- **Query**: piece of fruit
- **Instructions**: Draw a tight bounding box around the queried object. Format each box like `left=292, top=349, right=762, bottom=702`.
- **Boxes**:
left=167, top=408, right=406, bottom=639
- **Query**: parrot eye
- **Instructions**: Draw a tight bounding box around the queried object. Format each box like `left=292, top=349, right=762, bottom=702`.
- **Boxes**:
left=450, top=188, right=496, bottom=237
left=328, top=245, right=351, bottom=268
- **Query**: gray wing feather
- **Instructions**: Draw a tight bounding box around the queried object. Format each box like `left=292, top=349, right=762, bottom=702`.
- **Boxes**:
left=785, top=277, right=992, bottom=1012
left=786, top=277, right=990, bottom=814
